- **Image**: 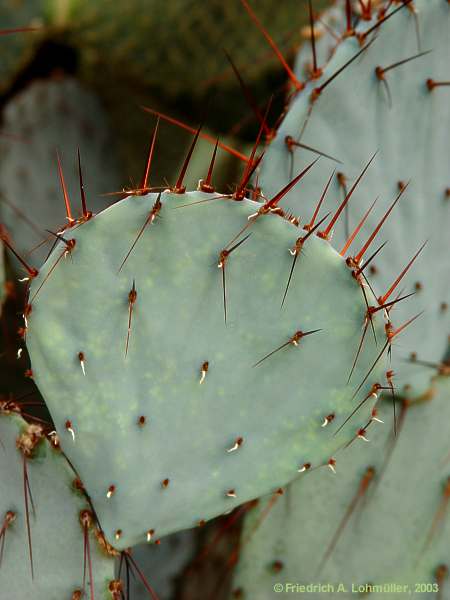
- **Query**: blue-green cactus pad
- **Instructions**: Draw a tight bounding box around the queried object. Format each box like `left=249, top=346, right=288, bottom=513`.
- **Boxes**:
left=27, top=189, right=389, bottom=548
left=260, top=0, right=450, bottom=397
left=0, top=413, right=116, bottom=599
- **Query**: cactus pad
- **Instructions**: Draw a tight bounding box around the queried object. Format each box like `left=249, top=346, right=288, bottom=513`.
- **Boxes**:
left=259, top=0, right=450, bottom=397
left=0, top=412, right=116, bottom=599
left=26, top=189, right=390, bottom=548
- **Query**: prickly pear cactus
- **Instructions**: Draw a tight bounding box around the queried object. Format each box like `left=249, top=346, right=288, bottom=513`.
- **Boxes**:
left=0, top=76, right=120, bottom=266
left=25, top=187, right=395, bottom=548
left=259, top=0, right=450, bottom=397
left=232, top=375, right=450, bottom=599
left=0, top=411, right=117, bottom=599
left=2, top=1, right=448, bottom=596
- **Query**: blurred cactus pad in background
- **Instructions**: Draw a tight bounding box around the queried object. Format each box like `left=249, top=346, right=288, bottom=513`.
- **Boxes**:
left=0, top=1, right=449, bottom=599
